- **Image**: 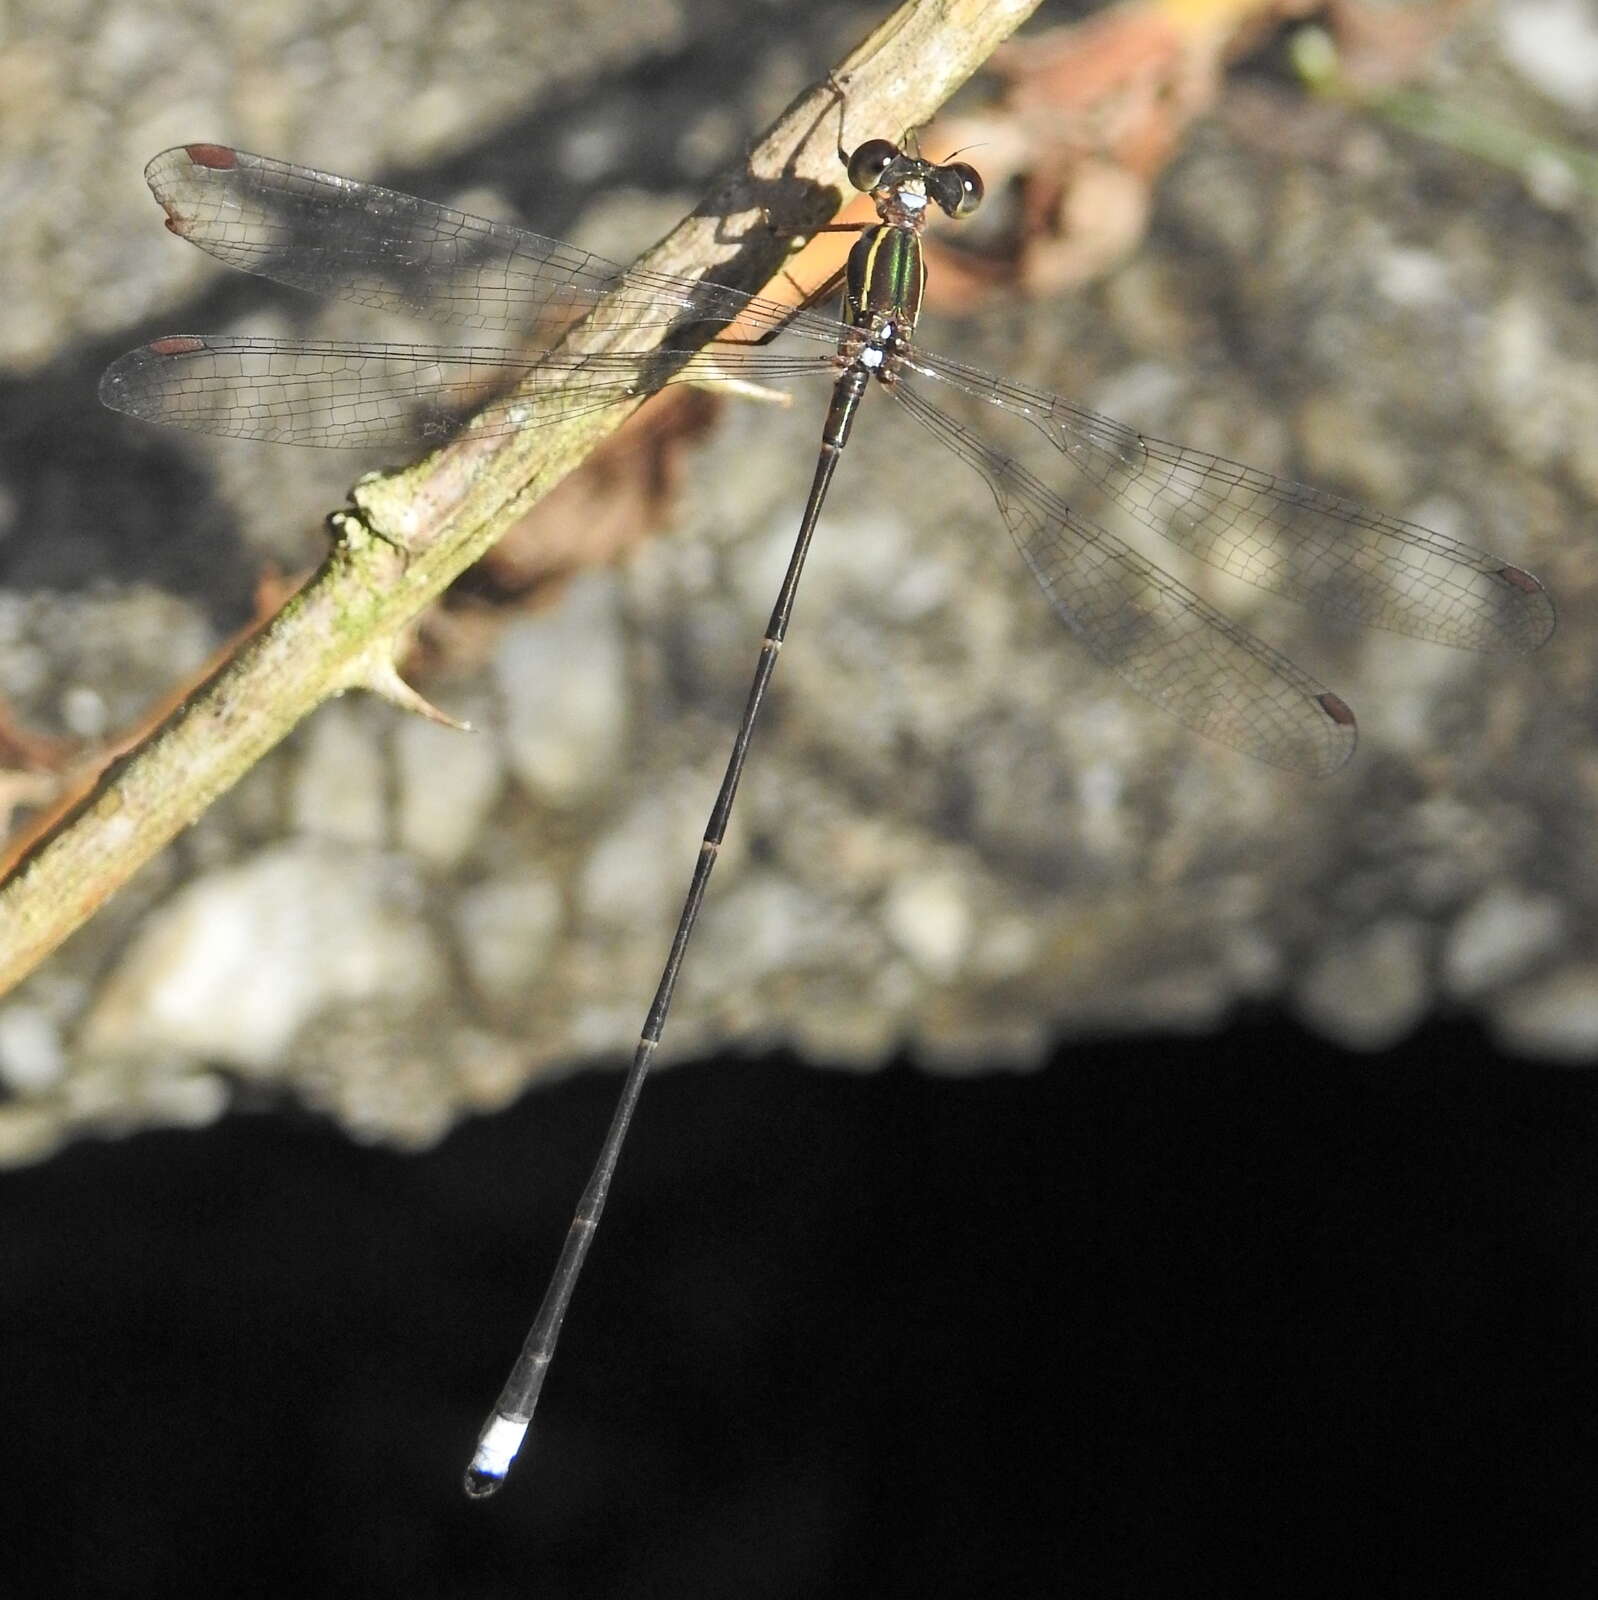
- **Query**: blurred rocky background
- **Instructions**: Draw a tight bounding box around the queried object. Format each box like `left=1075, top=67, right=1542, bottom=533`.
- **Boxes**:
left=2, top=0, right=1596, bottom=1592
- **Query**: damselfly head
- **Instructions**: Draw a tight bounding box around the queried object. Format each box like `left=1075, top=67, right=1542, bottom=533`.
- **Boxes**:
left=845, top=140, right=984, bottom=221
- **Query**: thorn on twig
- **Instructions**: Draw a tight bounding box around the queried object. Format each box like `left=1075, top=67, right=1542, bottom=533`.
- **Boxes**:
left=355, top=653, right=473, bottom=732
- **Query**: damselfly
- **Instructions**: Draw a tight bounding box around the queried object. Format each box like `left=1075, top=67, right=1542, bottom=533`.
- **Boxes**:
left=100, top=137, right=1553, bottom=1496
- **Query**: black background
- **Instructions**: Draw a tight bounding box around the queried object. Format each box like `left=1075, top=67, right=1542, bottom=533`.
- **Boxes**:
left=6, top=1018, right=1596, bottom=1596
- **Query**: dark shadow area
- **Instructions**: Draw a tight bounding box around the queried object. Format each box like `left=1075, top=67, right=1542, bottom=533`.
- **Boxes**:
left=0, top=399, right=261, bottom=618
left=5, top=1014, right=1596, bottom=1596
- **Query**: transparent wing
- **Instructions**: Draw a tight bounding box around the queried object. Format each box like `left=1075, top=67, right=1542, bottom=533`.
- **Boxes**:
left=907, top=350, right=1554, bottom=656
left=892, top=375, right=1359, bottom=776
left=140, top=144, right=847, bottom=350
left=102, top=144, right=1548, bottom=769
left=98, top=334, right=841, bottom=447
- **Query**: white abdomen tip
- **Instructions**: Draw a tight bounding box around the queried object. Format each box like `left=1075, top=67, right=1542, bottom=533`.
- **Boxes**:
left=464, top=1414, right=529, bottom=1497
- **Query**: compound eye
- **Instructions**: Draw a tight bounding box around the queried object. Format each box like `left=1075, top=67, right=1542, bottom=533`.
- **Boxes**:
left=847, top=139, right=899, bottom=192
left=933, top=161, right=984, bottom=218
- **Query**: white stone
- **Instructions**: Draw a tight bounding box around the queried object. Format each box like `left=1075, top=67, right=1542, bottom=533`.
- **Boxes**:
left=968, top=913, right=1039, bottom=981
left=145, top=1070, right=229, bottom=1129
left=289, top=700, right=388, bottom=845
left=495, top=572, right=629, bottom=808
left=1499, top=0, right=1598, bottom=113
left=394, top=712, right=504, bottom=867
left=81, top=842, right=447, bottom=1068
left=1443, top=885, right=1565, bottom=997
left=0, top=1005, right=66, bottom=1092
left=705, top=872, right=820, bottom=985
left=58, top=684, right=109, bottom=739
left=453, top=877, right=564, bottom=1006
left=1294, top=919, right=1429, bottom=1051
left=881, top=872, right=973, bottom=981
left=1373, top=247, right=1451, bottom=310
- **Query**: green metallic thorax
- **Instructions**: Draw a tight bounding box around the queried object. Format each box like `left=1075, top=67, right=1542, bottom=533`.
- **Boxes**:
left=845, top=224, right=926, bottom=334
